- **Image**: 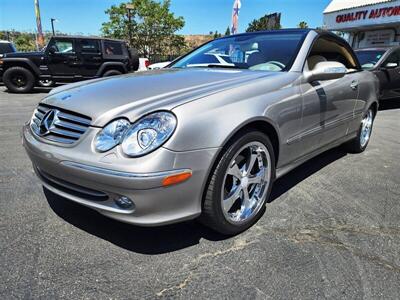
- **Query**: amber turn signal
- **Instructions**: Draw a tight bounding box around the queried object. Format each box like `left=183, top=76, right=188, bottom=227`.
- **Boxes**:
left=162, top=171, right=192, bottom=187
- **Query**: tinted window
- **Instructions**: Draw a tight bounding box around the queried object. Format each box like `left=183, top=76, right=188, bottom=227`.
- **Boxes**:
left=52, top=40, right=74, bottom=53
left=104, top=41, right=123, bottom=56
left=0, top=42, right=15, bottom=54
left=80, top=39, right=100, bottom=53
left=384, top=50, right=400, bottom=66
left=171, top=32, right=307, bottom=72
left=355, top=50, right=386, bottom=69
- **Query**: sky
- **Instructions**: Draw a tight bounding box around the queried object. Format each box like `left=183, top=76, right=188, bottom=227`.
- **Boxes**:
left=0, top=0, right=332, bottom=35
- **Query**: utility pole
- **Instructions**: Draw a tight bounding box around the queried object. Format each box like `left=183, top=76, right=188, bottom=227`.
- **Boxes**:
left=126, top=4, right=134, bottom=47
left=51, top=18, right=57, bottom=36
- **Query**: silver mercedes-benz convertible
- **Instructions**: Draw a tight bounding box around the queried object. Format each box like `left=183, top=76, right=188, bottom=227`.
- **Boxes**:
left=23, top=29, right=379, bottom=234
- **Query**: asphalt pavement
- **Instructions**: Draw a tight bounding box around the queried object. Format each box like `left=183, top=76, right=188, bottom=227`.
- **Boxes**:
left=0, top=85, right=399, bottom=299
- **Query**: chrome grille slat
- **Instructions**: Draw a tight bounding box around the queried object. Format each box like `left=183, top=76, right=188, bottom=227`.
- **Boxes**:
left=34, top=111, right=44, bottom=119
left=32, top=116, right=41, bottom=126
left=54, top=119, right=86, bottom=133
left=58, top=112, right=91, bottom=126
left=37, top=106, right=50, bottom=114
left=30, top=104, right=92, bottom=145
left=49, top=127, right=81, bottom=139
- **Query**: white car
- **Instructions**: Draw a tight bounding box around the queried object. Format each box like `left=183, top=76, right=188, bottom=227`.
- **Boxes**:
left=138, top=58, right=150, bottom=71
left=148, top=61, right=171, bottom=70
left=186, top=52, right=235, bottom=68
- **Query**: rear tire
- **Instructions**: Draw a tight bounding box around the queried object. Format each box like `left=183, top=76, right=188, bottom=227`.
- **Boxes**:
left=129, top=48, right=140, bottom=71
left=200, top=130, right=276, bottom=235
left=3, top=66, right=35, bottom=93
left=102, top=70, right=122, bottom=77
left=344, top=108, right=375, bottom=153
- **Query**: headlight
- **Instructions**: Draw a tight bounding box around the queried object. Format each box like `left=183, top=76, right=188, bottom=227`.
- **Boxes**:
left=94, top=119, right=130, bottom=152
left=121, top=112, right=177, bottom=157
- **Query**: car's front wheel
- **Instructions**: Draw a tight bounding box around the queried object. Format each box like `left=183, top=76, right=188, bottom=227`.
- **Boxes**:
left=3, top=66, right=35, bottom=93
left=200, top=130, right=275, bottom=235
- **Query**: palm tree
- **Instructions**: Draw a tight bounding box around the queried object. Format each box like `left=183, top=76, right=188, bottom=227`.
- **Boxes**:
left=298, top=21, right=309, bottom=29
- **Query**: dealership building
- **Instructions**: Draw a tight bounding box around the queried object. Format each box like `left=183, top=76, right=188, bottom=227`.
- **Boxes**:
left=323, top=0, right=400, bottom=48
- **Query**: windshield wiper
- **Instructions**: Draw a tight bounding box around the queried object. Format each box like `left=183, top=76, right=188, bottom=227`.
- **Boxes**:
left=206, top=64, right=241, bottom=69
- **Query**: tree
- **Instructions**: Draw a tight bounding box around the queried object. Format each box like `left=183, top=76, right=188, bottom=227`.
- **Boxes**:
left=213, top=31, right=222, bottom=39
left=101, top=0, right=185, bottom=59
left=225, top=26, right=230, bottom=36
left=298, top=21, right=308, bottom=29
left=246, top=13, right=282, bottom=32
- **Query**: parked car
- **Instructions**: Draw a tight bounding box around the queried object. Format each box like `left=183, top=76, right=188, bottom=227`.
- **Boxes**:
left=148, top=61, right=171, bottom=70
left=22, top=29, right=379, bottom=235
left=355, top=46, right=400, bottom=101
left=138, top=57, right=150, bottom=71
left=0, top=40, right=17, bottom=58
left=185, top=52, right=235, bottom=68
left=0, top=36, right=139, bottom=93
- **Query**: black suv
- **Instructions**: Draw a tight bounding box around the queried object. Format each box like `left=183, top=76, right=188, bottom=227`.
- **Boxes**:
left=0, top=36, right=139, bottom=93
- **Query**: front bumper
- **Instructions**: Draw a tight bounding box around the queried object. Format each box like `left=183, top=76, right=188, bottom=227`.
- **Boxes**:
left=22, top=124, right=219, bottom=226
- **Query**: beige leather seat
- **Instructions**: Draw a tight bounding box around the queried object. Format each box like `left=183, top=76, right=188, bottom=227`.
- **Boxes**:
left=307, top=55, right=327, bottom=70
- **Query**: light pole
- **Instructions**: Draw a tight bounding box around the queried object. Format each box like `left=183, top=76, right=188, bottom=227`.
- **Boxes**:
left=51, top=18, right=57, bottom=36
left=126, top=4, right=134, bottom=47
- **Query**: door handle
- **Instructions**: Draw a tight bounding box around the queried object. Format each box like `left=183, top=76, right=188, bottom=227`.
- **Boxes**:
left=350, top=80, right=358, bottom=90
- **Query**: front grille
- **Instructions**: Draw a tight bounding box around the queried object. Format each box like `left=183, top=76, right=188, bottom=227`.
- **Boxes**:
left=37, top=167, right=109, bottom=202
left=30, top=104, right=92, bottom=144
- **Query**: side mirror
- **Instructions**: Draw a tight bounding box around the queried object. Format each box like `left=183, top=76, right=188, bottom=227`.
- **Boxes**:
left=305, top=61, right=347, bottom=82
left=48, top=46, right=57, bottom=54
left=384, top=62, right=398, bottom=69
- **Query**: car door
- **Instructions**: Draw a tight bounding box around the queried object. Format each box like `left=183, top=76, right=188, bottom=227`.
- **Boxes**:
left=315, top=71, right=361, bottom=146
left=380, top=49, right=400, bottom=99
left=46, top=39, right=80, bottom=76
left=298, top=36, right=360, bottom=156
left=76, top=39, right=102, bottom=77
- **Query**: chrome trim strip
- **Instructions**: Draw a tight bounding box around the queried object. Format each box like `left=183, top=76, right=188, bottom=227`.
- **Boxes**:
left=61, top=161, right=192, bottom=179
left=287, top=113, right=355, bottom=145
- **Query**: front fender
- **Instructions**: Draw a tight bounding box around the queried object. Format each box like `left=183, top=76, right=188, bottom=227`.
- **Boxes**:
left=2, top=58, right=41, bottom=75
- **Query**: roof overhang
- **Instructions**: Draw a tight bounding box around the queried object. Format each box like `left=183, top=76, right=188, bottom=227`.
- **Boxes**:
left=323, top=0, right=400, bottom=31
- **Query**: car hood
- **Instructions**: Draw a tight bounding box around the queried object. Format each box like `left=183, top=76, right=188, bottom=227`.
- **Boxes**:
left=4, top=51, right=43, bottom=58
left=43, top=68, right=286, bottom=126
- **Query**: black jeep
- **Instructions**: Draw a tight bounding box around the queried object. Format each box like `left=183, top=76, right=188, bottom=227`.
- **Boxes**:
left=0, top=36, right=139, bottom=93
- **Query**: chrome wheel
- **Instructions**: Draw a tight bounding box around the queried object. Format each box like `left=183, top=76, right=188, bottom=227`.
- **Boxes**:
left=38, top=79, right=54, bottom=87
left=360, top=109, right=373, bottom=148
left=221, top=141, right=271, bottom=224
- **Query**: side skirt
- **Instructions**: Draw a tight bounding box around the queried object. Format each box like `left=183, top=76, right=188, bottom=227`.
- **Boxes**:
left=275, top=132, right=357, bottom=179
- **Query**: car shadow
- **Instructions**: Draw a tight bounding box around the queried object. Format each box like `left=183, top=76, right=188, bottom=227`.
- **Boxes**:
left=269, top=147, right=347, bottom=202
left=2, top=87, right=52, bottom=94
left=379, top=98, right=400, bottom=111
left=45, top=147, right=347, bottom=254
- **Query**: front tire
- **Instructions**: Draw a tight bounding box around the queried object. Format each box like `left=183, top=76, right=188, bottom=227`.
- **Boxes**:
left=344, top=108, right=375, bottom=153
left=200, top=130, right=276, bottom=235
left=3, top=66, right=35, bottom=93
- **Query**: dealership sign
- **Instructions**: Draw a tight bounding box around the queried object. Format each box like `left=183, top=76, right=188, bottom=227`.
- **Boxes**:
left=324, top=1, right=400, bottom=30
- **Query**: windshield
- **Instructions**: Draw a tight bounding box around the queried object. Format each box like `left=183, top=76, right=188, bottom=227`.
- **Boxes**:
left=171, top=32, right=307, bottom=72
left=355, top=50, right=386, bottom=69
left=0, top=42, right=16, bottom=54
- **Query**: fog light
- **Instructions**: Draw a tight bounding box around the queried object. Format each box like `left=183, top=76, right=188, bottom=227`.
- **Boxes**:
left=114, top=196, right=134, bottom=209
